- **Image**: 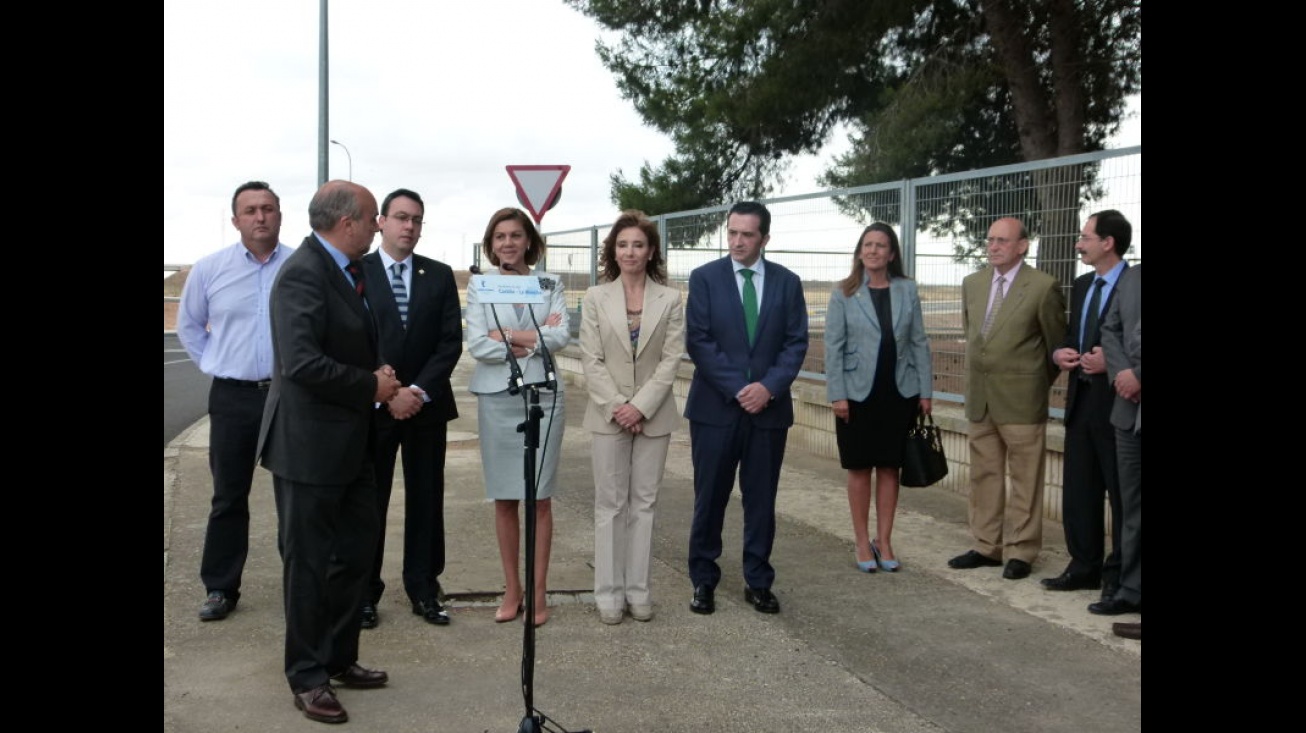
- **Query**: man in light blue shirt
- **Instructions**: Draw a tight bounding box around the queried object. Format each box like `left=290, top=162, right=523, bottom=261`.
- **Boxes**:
left=177, top=180, right=291, bottom=621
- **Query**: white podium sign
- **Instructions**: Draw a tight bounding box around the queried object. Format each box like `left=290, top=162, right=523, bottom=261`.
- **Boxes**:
left=469, top=275, right=546, bottom=304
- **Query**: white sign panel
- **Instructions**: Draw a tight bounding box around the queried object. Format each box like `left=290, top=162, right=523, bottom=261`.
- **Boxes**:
left=469, top=275, right=546, bottom=304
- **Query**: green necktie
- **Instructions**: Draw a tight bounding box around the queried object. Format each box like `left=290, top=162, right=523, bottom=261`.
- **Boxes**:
left=742, top=268, right=758, bottom=345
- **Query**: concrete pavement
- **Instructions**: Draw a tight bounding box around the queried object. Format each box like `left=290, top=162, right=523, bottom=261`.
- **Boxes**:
left=163, top=350, right=1140, bottom=733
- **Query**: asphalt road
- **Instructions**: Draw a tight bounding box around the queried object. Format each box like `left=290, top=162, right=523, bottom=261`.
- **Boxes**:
left=164, top=332, right=210, bottom=447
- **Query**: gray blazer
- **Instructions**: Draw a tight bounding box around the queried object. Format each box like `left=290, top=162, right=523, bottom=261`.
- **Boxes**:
left=824, top=276, right=933, bottom=403
left=1101, top=264, right=1141, bottom=433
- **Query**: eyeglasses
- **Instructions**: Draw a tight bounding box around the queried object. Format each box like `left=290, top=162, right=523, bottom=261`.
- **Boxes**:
left=985, top=237, right=1014, bottom=245
left=388, top=213, right=424, bottom=226
left=1077, top=234, right=1104, bottom=243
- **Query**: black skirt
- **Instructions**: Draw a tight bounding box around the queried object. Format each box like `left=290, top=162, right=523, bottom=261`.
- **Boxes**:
left=835, top=387, right=919, bottom=470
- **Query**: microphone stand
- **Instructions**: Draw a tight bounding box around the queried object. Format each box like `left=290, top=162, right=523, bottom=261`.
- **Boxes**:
left=496, top=296, right=589, bottom=733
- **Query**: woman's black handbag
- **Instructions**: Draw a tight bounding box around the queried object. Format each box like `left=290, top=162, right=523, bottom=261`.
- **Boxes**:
left=900, top=412, right=949, bottom=487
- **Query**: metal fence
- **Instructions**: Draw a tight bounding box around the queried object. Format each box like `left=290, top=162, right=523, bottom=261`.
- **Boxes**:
left=166, top=148, right=1141, bottom=414
left=535, top=146, right=1141, bottom=413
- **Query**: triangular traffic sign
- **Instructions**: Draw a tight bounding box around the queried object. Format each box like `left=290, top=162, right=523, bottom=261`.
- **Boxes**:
left=506, top=165, right=571, bottom=224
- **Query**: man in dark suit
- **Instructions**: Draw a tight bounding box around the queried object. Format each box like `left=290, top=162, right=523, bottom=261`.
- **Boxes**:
left=257, top=180, right=402, bottom=725
left=359, top=189, right=463, bottom=628
left=1045, top=210, right=1131, bottom=597
left=683, top=201, right=809, bottom=615
left=1091, top=263, right=1141, bottom=627
left=948, top=217, right=1066, bottom=581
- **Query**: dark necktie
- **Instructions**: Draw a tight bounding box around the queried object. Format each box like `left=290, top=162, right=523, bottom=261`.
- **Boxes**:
left=390, top=262, right=409, bottom=327
left=1079, top=277, right=1106, bottom=381
left=741, top=268, right=758, bottom=345
left=1081, top=277, right=1106, bottom=352
left=346, top=262, right=365, bottom=298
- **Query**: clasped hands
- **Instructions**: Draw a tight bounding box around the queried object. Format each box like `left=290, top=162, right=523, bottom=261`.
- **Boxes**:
left=373, top=364, right=402, bottom=403
left=736, top=382, right=772, bottom=414
left=612, top=402, right=646, bottom=434
left=1053, top=345, right=1105, bottom=375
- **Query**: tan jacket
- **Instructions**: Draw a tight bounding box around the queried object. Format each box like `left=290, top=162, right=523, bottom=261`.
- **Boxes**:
left=962, top=263, right=1066, bottom=424
left=580, top=277, right=685, bottom=436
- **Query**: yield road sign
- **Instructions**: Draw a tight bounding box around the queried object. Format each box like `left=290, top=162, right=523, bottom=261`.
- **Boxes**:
left=506, top=165, right=570, bottom=224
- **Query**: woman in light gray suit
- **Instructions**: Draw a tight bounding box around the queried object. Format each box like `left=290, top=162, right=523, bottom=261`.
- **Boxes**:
left=466, top=207, right=570, bottom=628
left=580, top=210, right=685, bottom=624
left=824, top=223, right=933, bottom=573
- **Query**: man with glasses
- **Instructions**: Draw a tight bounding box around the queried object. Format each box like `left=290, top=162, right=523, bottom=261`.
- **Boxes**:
left=948, top=217, right=1065, bottom=581
left=1045, top=211, right=1132, bottom=600
left=177, top=180, right=291, bottom=621
left=359, top=189, right=463, bottom=628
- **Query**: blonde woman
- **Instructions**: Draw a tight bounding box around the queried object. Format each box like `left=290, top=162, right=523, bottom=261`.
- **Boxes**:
left=824, top=223, right=933, bottom=573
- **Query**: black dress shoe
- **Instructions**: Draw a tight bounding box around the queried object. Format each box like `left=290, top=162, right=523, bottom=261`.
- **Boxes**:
left=294, top=684, right=348, bottom=724
left=1100, top=582, right=1120, bottom=602
left=199, top=591, right=237, bottom=621
left=1040, top=571, right=1101, bottom=592
left=689, top=585, right=715, bottom=615
left=1002, top=559, right=1032, bottom=580
left=412, top=598, right=451, bottom=625
left=360, top=604, right=378, bottom=629
left=330, top=663, right=389, bottom=688
left=1088, top=597, right=1141, bottom=616
left=948, top=550, right=1002, bottom=569
left=744, top=587, right=780, bottom=614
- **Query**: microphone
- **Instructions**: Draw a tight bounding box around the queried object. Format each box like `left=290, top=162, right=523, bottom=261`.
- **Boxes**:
left=469, top=265, right=482, bottom=275
left=528, top=306, right=558, bottom=391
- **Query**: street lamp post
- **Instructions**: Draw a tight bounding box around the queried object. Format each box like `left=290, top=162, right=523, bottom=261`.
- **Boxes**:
left=330, top=139, right=352, bottom=180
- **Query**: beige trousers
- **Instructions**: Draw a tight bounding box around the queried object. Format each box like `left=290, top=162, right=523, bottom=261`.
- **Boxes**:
left=591, top=430, right=671, bottom=611
left=966, top=416, right=1047, bottom=564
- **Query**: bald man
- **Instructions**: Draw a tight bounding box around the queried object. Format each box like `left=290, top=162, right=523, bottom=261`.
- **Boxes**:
left=258, top=180, right=402, bottom=724
left=948, top=217, right=1066, bottom=581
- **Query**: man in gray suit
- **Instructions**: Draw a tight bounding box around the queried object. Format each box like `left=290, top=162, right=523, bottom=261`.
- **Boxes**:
left=1090, top=263, right=1142, bottom=630
left=258, top=180, right=402, bottom=724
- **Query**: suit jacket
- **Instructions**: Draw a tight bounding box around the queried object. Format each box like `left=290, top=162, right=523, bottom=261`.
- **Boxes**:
left=824, top=276, right=933, bottom=403
left=1060, top=265, right=1128, bottom=422
left=962, top=262, right=1066, bottom=424
left=1101, top=264, right=1141, bottom=433
left=257, top=234, right=380, bottom=485
left=361, top=252, right=463, bottom=424
left=683, top=257, right=809, bottom=429
left=465, top=270, right=570, bottom=394
left=579, top=277, right=685, bottom=436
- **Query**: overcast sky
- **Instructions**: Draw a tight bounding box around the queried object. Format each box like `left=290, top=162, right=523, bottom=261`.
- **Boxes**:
left=164, top=1, right=1139, bottom=270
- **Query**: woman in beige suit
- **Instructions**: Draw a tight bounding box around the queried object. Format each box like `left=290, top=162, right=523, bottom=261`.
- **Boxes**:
left=580, top=210, right=685, bottom=625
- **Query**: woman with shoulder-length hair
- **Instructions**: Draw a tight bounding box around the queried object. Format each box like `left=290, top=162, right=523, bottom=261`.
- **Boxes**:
left=580, top=210, right=685, bottom=624
left=465, top=207, right=569, bottom=627
left=823, top=222, right=933, bottom=573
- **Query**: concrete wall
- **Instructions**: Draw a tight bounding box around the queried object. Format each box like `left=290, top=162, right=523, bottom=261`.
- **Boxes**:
left=556, top=345, right=1071, bottom=526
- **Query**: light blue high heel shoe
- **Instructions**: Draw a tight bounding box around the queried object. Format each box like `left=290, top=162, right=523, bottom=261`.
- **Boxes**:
left=856, top=544, right=877, bottom=573
left=871, top=539, right=900, bottom=572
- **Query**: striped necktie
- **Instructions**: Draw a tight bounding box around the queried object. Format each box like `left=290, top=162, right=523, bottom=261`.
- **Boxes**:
left=981, top=276, right=1004, bottom=336
left=391, top=262, right=409, bottom=327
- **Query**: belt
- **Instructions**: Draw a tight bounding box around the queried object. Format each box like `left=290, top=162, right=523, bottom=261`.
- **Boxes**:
left=215, top=377, right=272, bottom=389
